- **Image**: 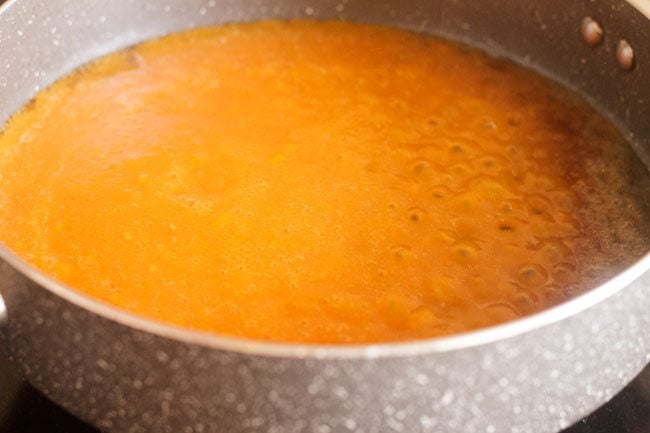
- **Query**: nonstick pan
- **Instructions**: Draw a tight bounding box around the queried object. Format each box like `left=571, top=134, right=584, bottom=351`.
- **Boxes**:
left=0, top=1, right=649, bottom=432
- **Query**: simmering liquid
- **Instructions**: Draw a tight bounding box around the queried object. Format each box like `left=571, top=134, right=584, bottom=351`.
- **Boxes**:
left=0, top=21, right=648, bottom=343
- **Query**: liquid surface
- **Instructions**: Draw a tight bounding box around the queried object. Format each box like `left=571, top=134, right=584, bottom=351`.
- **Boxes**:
left=0, top=21, right=648, bottom=344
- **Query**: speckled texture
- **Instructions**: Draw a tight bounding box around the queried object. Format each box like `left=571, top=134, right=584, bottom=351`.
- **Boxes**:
left=0, top=1, right=649, bottom=432
left=2, top=263, right=650, bottom=433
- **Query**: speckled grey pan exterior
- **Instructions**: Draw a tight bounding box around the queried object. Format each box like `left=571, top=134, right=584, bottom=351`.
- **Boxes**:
left=0, top=1, right=649, bottom=432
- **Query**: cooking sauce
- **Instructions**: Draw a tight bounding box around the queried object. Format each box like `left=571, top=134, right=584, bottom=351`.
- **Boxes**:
left=0, top=21, right=648, bottom=343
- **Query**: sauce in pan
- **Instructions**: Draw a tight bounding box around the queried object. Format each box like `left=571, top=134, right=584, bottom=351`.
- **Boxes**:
left=0, top=21, right=648, bottom=343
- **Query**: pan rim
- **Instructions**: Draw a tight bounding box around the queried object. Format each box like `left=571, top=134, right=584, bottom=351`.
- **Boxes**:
left=1, top=241, right=648, bottom=359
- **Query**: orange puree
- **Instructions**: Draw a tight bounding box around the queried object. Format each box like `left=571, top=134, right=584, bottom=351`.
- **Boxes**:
left=0, top=21, right=648, bottom=344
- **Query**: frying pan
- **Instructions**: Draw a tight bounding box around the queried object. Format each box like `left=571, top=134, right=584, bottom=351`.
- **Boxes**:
left=0, top=1, right=649, bottom=432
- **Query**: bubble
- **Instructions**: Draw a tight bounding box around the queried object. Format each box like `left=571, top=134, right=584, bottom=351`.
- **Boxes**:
left=425, top=116, right=442, bottom=127
left=391, top=245, right=415, bottom=260
left=539, top=240, right=572, bottom=263
left=475, top=179, right=511, bottom=199
left=477, top=116, right=497, bottom=131
left=410, top=158, right=434, bottom=176
left=497, top=218, right=518, bottom=233
left=429, top=185, right=452, bottom=199
left=450, top=163, right=472, bottom=178
left=517, top=264, right=548, bottom=287
left=499, top=200, right=515, bottom=214
left=452, top=241, right=480, bottom=261
left=498, top=223, right=514, bottom=233
left=484, top=302, right=519, bottom=322
left=565, top=283, right=583, bottom=297
left=408, top=207, right=427, bottom=222
left=540, top=284, right=564, bottom=303
left=448, top=144, right=465, bottom=155
left=451, top=192, right=480, bottom=212
left=527, top=195, right=552, bottom=215
left=512, top=292, right=536, bottom=310
left=482, top=158, right=496, bottom=168
left=475, top=155, right=504, bottom=173
left=552, top=262, right=577, bottom=283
